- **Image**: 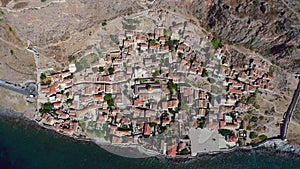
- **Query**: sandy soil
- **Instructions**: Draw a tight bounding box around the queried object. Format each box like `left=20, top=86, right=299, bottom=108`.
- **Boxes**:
left=0, top=88, right=36, bottom=118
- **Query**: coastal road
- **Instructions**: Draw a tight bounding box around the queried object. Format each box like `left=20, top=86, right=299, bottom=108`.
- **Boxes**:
left=280, top=78, right=300, bottom=140
left=0, top=80, right=38, bottom=97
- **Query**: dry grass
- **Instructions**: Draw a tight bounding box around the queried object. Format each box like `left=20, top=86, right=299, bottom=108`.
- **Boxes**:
left=0, top=88, right=36, bottom=118
left=0, top=41, right=36, bottom=83
left=287, top=122, right=300, bottom=146
left=13, top=2, right=29, bottom=9
left=0, top=0, right=12, bottom=7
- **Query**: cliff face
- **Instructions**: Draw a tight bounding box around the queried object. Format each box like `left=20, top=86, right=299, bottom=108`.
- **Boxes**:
left=189, top=0, right=300, bottom=71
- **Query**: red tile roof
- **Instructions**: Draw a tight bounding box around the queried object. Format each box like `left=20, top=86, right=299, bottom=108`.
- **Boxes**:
left=48, top=85, right=56, bottom=96
left=143, top=123, right=151, bottom=136
left=167, top=144, right=177, bottom=157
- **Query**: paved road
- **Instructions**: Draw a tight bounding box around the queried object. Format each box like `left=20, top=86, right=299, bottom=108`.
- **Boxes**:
left=280, top=78, right=300, bottom=140
left=0, top=80, right=38, bottom=96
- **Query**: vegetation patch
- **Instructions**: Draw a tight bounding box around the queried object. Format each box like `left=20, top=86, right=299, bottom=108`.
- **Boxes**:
left=258, top=134, right=268, bottom=141
left=249, top=131, right=258, bottom=139
left=219, top=129, right=234, bottom=136
left=211, top=37, right=221, bottom=49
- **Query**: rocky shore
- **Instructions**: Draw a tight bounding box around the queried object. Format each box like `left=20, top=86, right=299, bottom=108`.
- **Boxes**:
left=256, top=139, right=300, bottom=156
left=0, top=106, right=299, bottom=161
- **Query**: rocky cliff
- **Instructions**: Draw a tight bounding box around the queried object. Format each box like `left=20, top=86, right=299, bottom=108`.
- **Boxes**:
left=187, top=0, right=300, bottom=72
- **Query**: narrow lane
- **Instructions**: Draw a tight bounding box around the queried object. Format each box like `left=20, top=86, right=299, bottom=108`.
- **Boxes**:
left=280, top=78, right=300, bottom=140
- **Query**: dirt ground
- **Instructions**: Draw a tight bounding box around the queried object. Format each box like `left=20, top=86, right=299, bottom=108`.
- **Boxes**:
left=288, top=98, right=300, bottom=145
left=0, top=88, right=36, bottom=118
left=287, top=122, right=300, bottom=146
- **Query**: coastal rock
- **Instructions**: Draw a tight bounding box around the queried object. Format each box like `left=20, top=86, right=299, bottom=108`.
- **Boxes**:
left=258, top=139, right=300, bottom=155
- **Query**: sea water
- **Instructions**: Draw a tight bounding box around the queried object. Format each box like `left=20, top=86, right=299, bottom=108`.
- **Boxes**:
left=0, top=117, right=299, bottom=169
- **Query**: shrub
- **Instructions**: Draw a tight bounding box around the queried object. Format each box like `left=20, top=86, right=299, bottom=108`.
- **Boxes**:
left=219, top=129, right=234, bottom=136
left=211, top=37, right=221, bottom=49
left=149, top=39, right=156, bottom=46
left=108, top=67, right=114, bottom=74
left=201, top=68, right=208, bottom=77
left=250, top=116, right=258, bottom=123
left=246, top=125, right=252, bottom=130
left=249, top=131, right=258, bottom=139
left=104, top=94, right=114, bottom=108
left=40, top=73, right=46, bottom=80
left=102, top=20, right=107, bottom=26
left=99, top=67, right=105, bottom=72
left=258, top=135, right=268, bottom=141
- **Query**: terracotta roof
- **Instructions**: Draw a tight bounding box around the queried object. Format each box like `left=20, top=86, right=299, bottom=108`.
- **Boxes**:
left=226, top=135, right=238, bottom=143
left=48, top=85, right=56, bottom=96
left=143, top=123, right=151, bottom=136
left=229, top=88, right=243, bottom=94
left=167, top=144, right=177, bottom=157
left=53, top=102, right=62, bottom=108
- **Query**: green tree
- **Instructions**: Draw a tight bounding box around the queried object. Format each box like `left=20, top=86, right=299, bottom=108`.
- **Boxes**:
left=149, top=39, right=156, bottom=46
left=249, top=131, right=258, bottom=139
left=98, top=67, right=105, bottom=72
left=39, top=102, right=54, bottom=114
left=211, top=37, right=221, bottom=49
left=68, top=55, right=76, bottom=63
left=67, top=73, right=74, bottom=79
left=173, top=39, right=179, bottom=45
left=102, top=20, right=107, bottom=26
left=108, top=67, right=114, bottom=74
left=178, top=52, right=184, bottom=59
left=40, top=73, right=46, bottom=80
left=219, top=129, right=234, bottom=136
left=258, top=135, right=268, bottom=141
left=104, top=94, right=114, bottom=108
left=152, top=70, right=160, bottom=77
left=201, top=68, right=208, bottom=77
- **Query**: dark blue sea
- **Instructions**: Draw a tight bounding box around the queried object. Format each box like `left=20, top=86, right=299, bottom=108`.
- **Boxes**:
left=0, top=117, right=299, bottom=169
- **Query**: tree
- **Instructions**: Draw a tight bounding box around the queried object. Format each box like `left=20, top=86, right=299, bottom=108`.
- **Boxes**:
left=10, top=49, right=13, bottom=55
left=149, top=122, right=158, bottom=127
left=39, top=102, right=54, bottom=114
left=211, top=37, right=221, bottom=49
left=104, top=94, right=114, bottom=108
left=219, top=129, right=234, bottom=136
left=167, top=81, right=178, bottom=96
left=178, top=52, right=184, bottom=59
left=149, top=39, right=156, bottom=46
left=201, top=68, right=208, bottom=77
left=249, top=131, right=258, bottom=139
left=152, top=70, right=160, bottom=77
left=98, top=67, right=105, bottom=72
left=179, top=148, right=190, bottom=155
left=68, top=55, right=76, bottom=63
left=67, top=73, right=74, bottom=79
left=173, top=39, right=179, bottom=45
left=40, top=73, right=46, bottom=80
left=102, top=20, right=107, bottom=26
left=165, top=40, right=175, bottom=50
left=258, top=135, right=268, bottom=141
left=108, top=67, right=114, bottom=75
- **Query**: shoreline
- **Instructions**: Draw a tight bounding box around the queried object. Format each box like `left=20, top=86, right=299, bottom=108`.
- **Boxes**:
left=0, top=107, right=299, bottom=161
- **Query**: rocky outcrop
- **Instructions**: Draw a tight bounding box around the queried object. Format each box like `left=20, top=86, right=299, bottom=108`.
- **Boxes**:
left=257, top=139, right=300, bottom=155
left=188, top=0, right=300, bottom=72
